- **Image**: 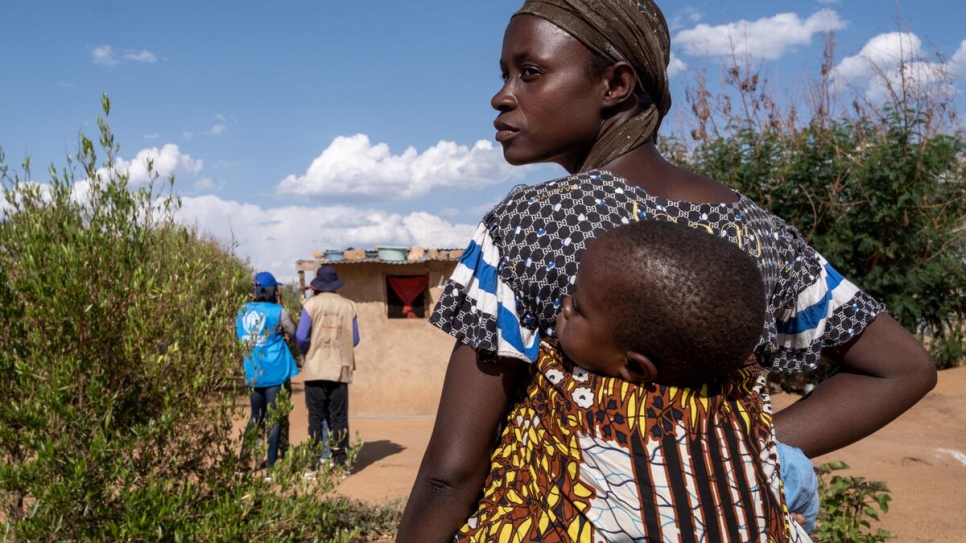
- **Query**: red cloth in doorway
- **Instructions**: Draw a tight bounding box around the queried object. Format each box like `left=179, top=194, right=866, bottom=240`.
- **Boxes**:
left=388, top=276, right=428, bottom=318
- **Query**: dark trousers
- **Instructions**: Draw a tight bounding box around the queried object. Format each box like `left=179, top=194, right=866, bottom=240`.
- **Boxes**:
left=304, top=380, right=349, bottom=465
left=244, top=383, right=285, bottom=468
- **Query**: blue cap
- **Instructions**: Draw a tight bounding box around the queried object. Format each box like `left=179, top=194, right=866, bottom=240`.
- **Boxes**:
left=253, top=271, right=281, bottom=287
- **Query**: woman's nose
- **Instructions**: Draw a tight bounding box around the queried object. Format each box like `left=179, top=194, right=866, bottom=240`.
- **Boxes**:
left=491, top=83, right=516, bottom=111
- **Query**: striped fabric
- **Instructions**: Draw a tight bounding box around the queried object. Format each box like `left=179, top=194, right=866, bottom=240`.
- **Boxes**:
left=435, top=223, right=539, bottom=362
left=457, top=340, right=812, bottom=543
left=775, top=257, right=860, bottom=351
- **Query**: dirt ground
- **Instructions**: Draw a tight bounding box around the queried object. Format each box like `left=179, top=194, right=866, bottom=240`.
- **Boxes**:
left=281, top=367, right=966, bottom=542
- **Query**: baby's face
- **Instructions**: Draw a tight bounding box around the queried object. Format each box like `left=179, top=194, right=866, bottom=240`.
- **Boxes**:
left=555, top=252, right=627, bottom=377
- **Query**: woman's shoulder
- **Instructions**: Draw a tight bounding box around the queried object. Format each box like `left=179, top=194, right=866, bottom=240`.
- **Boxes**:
left=487, top=172, right=595, bottom=216
left=483, top=171, right=644, bottom=233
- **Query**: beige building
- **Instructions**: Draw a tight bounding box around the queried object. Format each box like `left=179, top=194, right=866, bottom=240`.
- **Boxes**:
left=296, top=246, right=463, bottom=418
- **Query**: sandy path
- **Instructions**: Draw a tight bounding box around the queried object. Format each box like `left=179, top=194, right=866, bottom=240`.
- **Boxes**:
left=282, top=367, right=966, bottom=541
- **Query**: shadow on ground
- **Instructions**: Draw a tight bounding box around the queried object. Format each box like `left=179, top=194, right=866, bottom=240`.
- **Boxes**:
left=354, top=440, right=406, bottom=472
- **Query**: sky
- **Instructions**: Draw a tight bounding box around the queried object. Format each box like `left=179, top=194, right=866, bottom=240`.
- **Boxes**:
left=2, top=0, right=965, bottom=281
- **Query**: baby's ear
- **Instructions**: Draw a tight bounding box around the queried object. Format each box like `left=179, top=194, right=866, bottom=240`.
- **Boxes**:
left=621, top=351, right=657, bottom=384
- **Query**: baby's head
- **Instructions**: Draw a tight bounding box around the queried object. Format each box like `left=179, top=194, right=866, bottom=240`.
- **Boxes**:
left=555, top=221, right=765, bottom=386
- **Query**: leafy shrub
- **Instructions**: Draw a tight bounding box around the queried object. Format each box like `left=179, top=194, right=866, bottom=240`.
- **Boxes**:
left=666, top=44, right=966, bottom=368
left=0, top=96, right=383, bottom=542
left=813, top=461, right=893, bottom=543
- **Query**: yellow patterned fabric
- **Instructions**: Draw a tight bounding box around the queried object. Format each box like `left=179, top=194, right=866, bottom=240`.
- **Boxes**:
left=458, top=339, right=810, bottom=542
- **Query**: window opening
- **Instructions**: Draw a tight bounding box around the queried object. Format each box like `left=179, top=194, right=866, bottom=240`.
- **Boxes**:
left=386, top=275, right=428, bottom=319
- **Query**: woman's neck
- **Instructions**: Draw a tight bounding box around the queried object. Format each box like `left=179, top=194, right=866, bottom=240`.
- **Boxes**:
left=602, top=143, right=738, bottom=204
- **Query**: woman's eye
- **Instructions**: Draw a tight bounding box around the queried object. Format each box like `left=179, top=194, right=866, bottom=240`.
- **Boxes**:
left=520, top=67, right=541, bottom=79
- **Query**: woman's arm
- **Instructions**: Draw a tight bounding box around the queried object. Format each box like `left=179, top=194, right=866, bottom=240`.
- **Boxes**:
left=396, top=343, right=526, bottom=543
left=773, top=313, right=937, bottom=458
left=278, top=307, right=296, bottom=337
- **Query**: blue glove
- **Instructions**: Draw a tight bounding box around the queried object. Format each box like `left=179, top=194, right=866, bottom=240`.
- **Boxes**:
left=777, top=441, right=819, bottom=534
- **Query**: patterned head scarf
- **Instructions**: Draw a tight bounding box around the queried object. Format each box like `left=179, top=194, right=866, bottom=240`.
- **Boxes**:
left=513, top=0, right=672, bottom=172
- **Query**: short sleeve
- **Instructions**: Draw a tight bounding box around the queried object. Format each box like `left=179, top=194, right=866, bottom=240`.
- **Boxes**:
left=768, top=226, right=884, bottom=373
left=429, top=222, right=540, bottom=363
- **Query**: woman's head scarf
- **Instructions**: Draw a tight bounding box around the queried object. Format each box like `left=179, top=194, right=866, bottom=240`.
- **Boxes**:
left=513, top=0, right=672, bottom=172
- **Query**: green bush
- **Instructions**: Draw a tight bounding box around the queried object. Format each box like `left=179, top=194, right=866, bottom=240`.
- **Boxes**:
left=0, top=96, right=390, bottom=542
left=667, top=53, right=966, bottom=368
left=813, top=461, right=893, bottom=543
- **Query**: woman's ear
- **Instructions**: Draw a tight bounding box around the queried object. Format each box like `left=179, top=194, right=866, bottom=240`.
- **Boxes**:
left=620, top=351, right=657, bottom=384
left=602, top=61, right=638, bottom=108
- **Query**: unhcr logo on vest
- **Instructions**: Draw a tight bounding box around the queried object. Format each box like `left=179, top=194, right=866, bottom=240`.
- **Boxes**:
left=242, top=310, right=268, bottom=346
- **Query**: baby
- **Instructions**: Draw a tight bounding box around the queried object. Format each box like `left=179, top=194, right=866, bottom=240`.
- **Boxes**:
left=458, top=221, right=810, bottom=542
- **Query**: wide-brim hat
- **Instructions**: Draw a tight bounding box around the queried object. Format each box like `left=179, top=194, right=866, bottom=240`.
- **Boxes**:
left=310, top=265, right=344, bottom=292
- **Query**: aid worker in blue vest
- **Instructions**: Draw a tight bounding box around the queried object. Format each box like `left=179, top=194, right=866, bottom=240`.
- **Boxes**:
left=236, top=271, right=299, bottom=475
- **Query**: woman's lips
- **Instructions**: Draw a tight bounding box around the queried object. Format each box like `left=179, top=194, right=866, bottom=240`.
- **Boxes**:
left=495, top=129, right=517, bottom=142
left=494, top=120, right=517, bottom=143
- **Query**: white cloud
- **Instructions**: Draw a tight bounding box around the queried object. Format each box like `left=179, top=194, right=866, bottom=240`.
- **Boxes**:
left=0, top=180, right=53, bottom=215
left=670, top=8, right=703, bottom=32
left=143, top=133, right=160, bottom=139
left=831, top=32, right=963, bottom=102
left=205, top=114, right=229, bottom=136
left=92, top=45, right=117, bottom=66
left=675, top=9, right=847, bottom=60
left=182, top=132, right=194, bottom=141
left=275, top=134, right=522, bottom=201
left=176, top=196, right=477, bottom=282
left=110, top=144, right=203, bottom=187
left=949, top=39, right=966, bottom=77
left=4, top=182, right=476, bottom=283
left=123, top=50, right=157, bottom=63
left=668, top=52, right=687, bottom=77
left=834, top=32, right=922, bottom=83
left=193, top=177, right=223, bottom=193
left=92, top=45, right=157, bottom=66
left=818, top=0, right=839, bottom=4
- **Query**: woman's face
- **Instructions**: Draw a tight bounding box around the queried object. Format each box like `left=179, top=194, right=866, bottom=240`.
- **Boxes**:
left=492, top=15, right=605, bottom=173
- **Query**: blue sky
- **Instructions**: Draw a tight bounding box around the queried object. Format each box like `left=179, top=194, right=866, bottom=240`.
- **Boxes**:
left=2, top=0, right=964, bottom=280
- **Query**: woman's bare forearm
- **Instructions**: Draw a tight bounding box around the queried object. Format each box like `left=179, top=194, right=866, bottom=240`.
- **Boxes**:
left=396, top=344, right=526, bottom=543
left=773, top=313, right=937, bottom=458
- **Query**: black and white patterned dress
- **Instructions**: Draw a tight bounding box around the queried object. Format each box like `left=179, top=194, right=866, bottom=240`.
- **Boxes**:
left=430, top=170, right=882, bottom=374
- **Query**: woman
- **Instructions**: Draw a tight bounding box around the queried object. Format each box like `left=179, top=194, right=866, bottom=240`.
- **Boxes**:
left=397, top=1, right=936, bottom=541
left=236, top=271, right=300, bottom=474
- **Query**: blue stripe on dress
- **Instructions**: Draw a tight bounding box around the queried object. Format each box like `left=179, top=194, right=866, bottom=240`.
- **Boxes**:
left=453, top=228, right=538, bottom=362
left=824, top=262, right=845, bottom=291
left=459, top=238, right=484, bottom=270
left=776, top=291, right=831, bottom=335
left=498, top=304, right=540, bottom=361
left=475, top=252, right=499, bottom=295
left=776, top=262, right=851, bottom=336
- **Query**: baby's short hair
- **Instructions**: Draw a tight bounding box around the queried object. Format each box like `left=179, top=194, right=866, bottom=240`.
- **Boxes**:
left=588, top=220, right=765, bottom=383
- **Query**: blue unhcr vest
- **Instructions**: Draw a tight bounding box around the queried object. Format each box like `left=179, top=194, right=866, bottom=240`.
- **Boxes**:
left=236, top=302, right=299, bottom=388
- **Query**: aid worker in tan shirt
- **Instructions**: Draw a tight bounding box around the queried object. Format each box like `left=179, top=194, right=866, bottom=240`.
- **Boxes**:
left=296, top=265, right=359, bottom=469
